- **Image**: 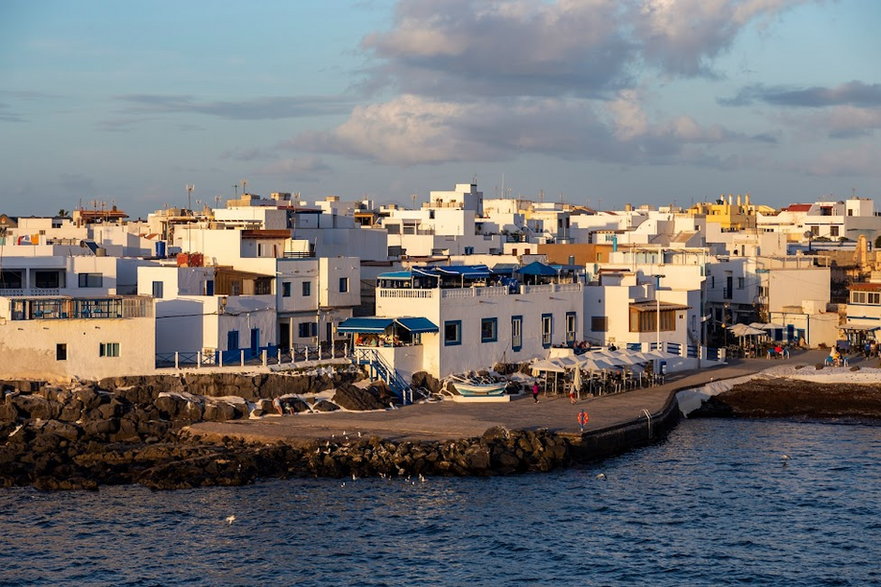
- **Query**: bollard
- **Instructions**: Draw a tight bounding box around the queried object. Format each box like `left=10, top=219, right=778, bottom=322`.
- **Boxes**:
left=174, top=351, right=179, bottom=370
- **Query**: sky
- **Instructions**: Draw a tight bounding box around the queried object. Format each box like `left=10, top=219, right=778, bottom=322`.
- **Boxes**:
left=1, top=0, right=879, bottom=218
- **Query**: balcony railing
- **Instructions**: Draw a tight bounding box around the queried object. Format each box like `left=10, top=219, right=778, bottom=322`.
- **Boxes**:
left=0, top=288, right=61, bottom=297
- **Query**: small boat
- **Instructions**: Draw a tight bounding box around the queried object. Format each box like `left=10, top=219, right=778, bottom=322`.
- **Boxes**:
left=451, top=380, right=508, bottom=397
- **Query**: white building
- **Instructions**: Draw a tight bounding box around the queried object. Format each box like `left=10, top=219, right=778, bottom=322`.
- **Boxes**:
left=367, top=265, right=583, bottom=378
left=0, top=294, right=155, bottom=381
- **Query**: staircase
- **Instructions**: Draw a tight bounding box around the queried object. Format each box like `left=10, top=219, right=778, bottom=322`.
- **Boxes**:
left=352, top=348, right=413, bottom=404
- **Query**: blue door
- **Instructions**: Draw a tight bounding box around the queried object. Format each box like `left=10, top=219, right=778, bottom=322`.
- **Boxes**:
left=250, top=328, right=260, bottom=356
left=227, top=330, right=239, bottom=351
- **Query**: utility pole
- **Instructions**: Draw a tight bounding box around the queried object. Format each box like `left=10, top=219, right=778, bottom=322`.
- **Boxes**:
left=186, top=184, right=195, bottom=211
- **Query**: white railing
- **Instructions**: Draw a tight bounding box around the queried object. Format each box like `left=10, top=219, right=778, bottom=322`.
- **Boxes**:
left=441, top=286, right=509, bottom=299
left=377, top=289, right=437, bottom=299
left=0, top=288, right=61, bottom=297
left=520, top=283, right=582, bottom=295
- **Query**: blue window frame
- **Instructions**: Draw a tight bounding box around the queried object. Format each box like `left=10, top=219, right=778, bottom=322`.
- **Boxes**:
left=541, top=313, right=553, bottom=348
left=566, top=311, right=577, bottom=345
left=511, top=315, right=523, bottom=351
left=444, top=320, right=462, bottom=346
left=481, top=317, right=498, bottom=343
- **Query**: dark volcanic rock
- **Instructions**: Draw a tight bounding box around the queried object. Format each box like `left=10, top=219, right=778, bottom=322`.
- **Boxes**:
left=696, top=378, right=881, bottom=419
left=332, top=385, right=386, bottom=411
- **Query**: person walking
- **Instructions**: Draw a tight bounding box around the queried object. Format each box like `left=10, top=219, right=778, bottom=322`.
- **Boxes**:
left=578, top=409, right=589, bottom=432
left=532, top=382, right=540, bottom=403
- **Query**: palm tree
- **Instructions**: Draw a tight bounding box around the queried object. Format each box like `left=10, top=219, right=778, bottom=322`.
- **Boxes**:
left=57, top=209, right=70, bottom=218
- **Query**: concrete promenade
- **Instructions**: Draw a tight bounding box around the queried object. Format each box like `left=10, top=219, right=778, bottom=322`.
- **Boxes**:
left=189, top=350, right=830, bottom=445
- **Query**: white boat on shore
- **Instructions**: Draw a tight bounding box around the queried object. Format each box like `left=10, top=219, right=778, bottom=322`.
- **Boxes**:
left=451, top=380, right=508, bottom=397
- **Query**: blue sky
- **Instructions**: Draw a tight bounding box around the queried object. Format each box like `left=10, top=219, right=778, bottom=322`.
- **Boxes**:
left=1, top=0, right=879, bottom=218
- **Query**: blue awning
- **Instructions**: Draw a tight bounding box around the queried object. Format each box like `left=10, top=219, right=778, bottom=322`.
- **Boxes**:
left=377, top=271, right=413, bottom=280
left=337, top=316, right=438, bottom=334
left=337, top=317, right=395, bottom=333
left=396, top=317, right=439, bottom=333
left=516, top=261, right=558, bottom=276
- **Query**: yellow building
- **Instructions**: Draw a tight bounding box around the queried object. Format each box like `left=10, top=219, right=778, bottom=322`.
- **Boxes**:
left=688, top=194, right=772, bottom=231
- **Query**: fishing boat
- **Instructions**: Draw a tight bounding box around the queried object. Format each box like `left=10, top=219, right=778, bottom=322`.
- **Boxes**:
left=451, top=380, right=508, bottom=397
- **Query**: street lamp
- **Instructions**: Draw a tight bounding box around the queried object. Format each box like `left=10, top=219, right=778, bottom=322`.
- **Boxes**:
left=654, top=274, right=666, bottom=350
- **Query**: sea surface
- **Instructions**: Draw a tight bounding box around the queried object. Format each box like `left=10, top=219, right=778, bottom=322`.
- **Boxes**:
left=2, top=418, right=880, bottom=586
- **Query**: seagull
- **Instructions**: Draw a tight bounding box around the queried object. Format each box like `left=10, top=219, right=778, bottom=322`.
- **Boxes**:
left=225, top=515, right=236, bottom=525
left=352, top=473, right=358, bottom=481
left=781, top=454, right=790, bottom=466
left=340, top=482, right=346, bottom=488
left=596, top=473, right=606, bottom=480
left=418, top=474, right=426, bottom=483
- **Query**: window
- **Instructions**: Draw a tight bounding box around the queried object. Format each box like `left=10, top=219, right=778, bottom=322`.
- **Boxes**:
left=810, top=225, right=820, bottom=235
left=99, top=342, right=120, bottom=357
left=511, top=316, right=522, bottom=351
left=541, top=314, right=553, bottom=348
left=830, top=225, right=839, bottom=237
left=591, top=316, right=608, bottom=332
left=227, top=330, right=240, bottom=351
left=0, top=270, right=23, bottom=289
left=386, top=224, right=400, bottom=234
left=339, top=277, right=349, bottom=293
left=852, top=291, right=866, bottom=304
left=78, top=273, right=103, bottom=288
left=444, top=320, right=462, bottom=346
left=481, top=318, right=498, bottom=343
left=298, top=322, right=318, bottom=337
left=302, top=281, right=312, bottom=296
left=870, top=292, right=881, bottom=305
left=282, top=282, right=291, bottom=297
left=629, top=309, right=675, bottom=332
left=152, top=281, right=164, bottom=299
left=56, top=343, right=67, bottom=361
left=464, top=246, right=474, bottom=255
left=737, top=277, right=745, bottom=289
left=566, top=312, right=577, bottom=344
left=710, top=276, right=715, bottom=289
left=34, top=271, right=61, bottom=289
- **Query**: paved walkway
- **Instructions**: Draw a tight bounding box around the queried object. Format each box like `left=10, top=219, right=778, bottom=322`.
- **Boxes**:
left=189, top=350, right=831, bottom=445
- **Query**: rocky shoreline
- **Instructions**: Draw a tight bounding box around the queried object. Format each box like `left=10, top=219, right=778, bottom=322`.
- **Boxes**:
left=0, top=372, right=573, bottom=490
left=7, top=369, right=874, bottom=491
left=690, top=377, right=881, bottom=420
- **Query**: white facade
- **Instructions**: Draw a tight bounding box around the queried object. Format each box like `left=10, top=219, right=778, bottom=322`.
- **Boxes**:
left=375, top=282, right=583, bottom=377
left=0, top=295, right=155, bottom=381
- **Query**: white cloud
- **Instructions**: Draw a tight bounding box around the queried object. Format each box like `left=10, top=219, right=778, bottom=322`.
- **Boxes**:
left=295, top=93, right=755, bottom=167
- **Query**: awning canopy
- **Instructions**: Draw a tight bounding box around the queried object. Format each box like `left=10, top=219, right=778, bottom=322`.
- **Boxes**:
left=395, top=317, right=439, bottom=333
left=516, top=261, right=558, bottom=276
left=337, top=316, right=439, bottom=334
left=841, top=325, right=880, bottom=332
left=337, top=317, right=395, bottom=333
left=377, top=271, right=413, bottom=280
left=629, top=301, right=691, bottom=312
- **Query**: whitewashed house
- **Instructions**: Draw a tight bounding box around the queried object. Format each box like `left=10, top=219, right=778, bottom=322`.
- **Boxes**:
left=358, top=264, right=583, bottom=379
left=0, top=293, right=155, bottom=381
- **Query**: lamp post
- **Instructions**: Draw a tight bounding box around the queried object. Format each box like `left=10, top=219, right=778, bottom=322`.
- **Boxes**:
left=654, top=274, right=666, bottom=350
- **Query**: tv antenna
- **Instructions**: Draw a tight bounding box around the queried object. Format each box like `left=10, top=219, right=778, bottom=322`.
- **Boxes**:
left=186, top=184, right=195, bottom=211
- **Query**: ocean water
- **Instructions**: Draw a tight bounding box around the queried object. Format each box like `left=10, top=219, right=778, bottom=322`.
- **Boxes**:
left=2, top=418, right=880, bottom=586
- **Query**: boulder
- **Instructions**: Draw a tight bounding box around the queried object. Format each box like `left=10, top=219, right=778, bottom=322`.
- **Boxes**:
left=332, top=385, right=386, bottom=411
left=311, top=400, right=339, bottom=412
